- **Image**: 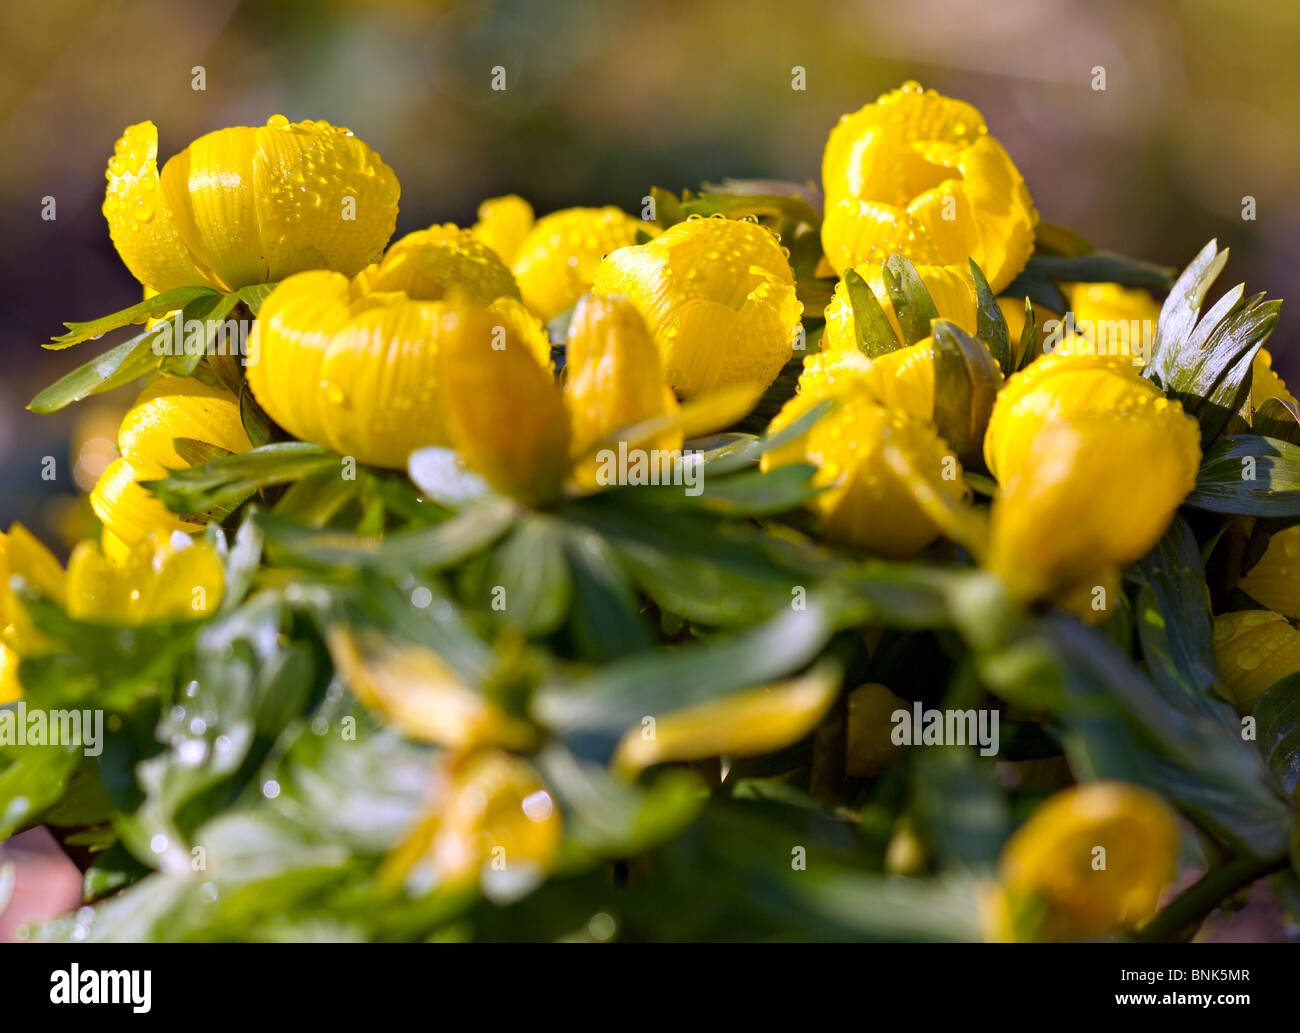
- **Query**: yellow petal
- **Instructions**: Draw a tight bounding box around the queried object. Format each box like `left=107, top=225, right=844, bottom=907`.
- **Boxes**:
left=988, top=411, right=1199, bottom=601
left=89, top=457, right=203, bottom=551
left=118, top=375, right=251, bottom=473
left=1211, top=610, right=1300, bottom=713
left=382, top=750, right=561, bottom=893
left=1238, top=526, right=1300, bottom=618
left=762, top=388, right=967, bottom=558
left=846, top=682, right=908, bottom=777
left=66, top=533, right=223, bottom=624
left=999, top=781, right=1179, bottom=941
left=512, top=206, right=649, bottom=321
left=0, top=642, right=21, bottom=703
left=355, top=224, right=521, bottom=305
left=1066, top=282, right=1159, bottom=365
left=1249, top=346, right=1296, bottom=412
left=103, top=122, right=212, bottom=292
left=3, top=524, right=67, bottom=609
left=594, top=216, right=802, bottom=399
left=564, top=294, right=681, bottom=487
left=435, top=296, right=570, bottom=505
left=471, top=194, right=535, bottom=266
left=160, top=116, right=399, bottom=291
left=612, top=665, right=840, bottom=778
left=326, top=626, right=535, bottom=751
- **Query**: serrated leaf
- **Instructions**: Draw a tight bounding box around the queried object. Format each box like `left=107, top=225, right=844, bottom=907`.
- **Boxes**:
left=143, top=441, right=339, bottom=515
left=45, top=285, right=220, bottom=350
left=28, top=323, right=169, bottom=413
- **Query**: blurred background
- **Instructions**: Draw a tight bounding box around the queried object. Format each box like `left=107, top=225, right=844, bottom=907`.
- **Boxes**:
left=3, top=0, right=1300, bottom=537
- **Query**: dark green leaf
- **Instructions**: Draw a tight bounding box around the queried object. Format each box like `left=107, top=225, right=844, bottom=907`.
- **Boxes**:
left=1254, top=675, right=1300, bottom=795
left=1023, top=252, right=1174, bottom=289
left=46, top=285, right=220, bottom=350
left=844, top=268, right=900, bottom=357
left=968, top=260, right=1012, bottom=375
left=931, top=320, right=1001, bottom=464
left=882, top=255, right=939, bottom=345
left=1185, top=435, right=1300, bottom=517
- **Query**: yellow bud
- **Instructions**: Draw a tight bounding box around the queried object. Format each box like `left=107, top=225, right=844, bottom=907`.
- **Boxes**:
left=90, top=457, right=204, bottom=554
left=512, top=206, right=649, bottom=321
left=65, top=533, right=224, bottom=624
left=998, top=781, right=1179, bottom=941
left=821, top=82, right=1037, bottom=291
left=846, top=682, right=908, bottom=777
left=762, top=387, right=967, bottom=558
left=564, top=294, right=681, bottom=487
left=470, top=194, right=535, bottom=266
left=593, top=215, right=803, bottom=398
left=984, top=354, right=1200, bottom=600
left=105, top=117, right=399, bottom=293
left=1066, top=282, right=1160, bottom=364
left=1211, top=610, right=1300, bottom=713
left=247, top=235, right=550, bottom=469
left=383, top=750, right=561, bottom=892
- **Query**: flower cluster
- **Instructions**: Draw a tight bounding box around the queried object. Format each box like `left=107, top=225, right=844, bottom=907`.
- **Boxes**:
left=8, top=86, right=1296, bottom=944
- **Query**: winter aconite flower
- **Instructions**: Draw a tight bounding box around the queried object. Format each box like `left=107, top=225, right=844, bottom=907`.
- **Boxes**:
left=90, top=377, right=252, bottom=560
left=247, top=226, right=550, bottom=468
left=995, top=781, right=1179, bottom=941
left=1211, top=610, right=1300, bottom=713
left=761, top=373, right=967, bottom=558
left=821, top=82, right=1037, bottom=292
left=104, top=117, right=399, bottom=293
left=822, top=263, right=978, bottom=348
left=508, top=205, right=651, bottom=322
left=983, top=354, right=1201, bottom=601
left=593, top=215, right=804, bottom=398
left=0, top=525, right=67, bottom=701
left=471, top=194, right=536, bottom=267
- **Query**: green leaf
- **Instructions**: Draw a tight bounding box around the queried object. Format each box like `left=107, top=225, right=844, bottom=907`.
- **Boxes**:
left=29, top=323, right=168, bottom=413
left=258, top=496, right=517, bottom=572
left=649, top=186, right=686, bottom=229
left=45, top=285, right=220, bottom=350
left=699, top=177, right=823, bottom=212
left=531, top=601, right=832, bottom=739
left=1014, top=296, right=1037, bottom=371
left=912, top=747, right=1010, bottom=875
left=1252, top=397, right=1300, bottom=446
left=0, top=741, right=81, bottom=839
left=881, top=255, right=938, bottom=345
left=844, top=268, right=900, bottom=357
left=1022, top=252, right=1174, bottom=289
left=1184, top=435, right=1300, bottom=517
left=968, top=260, right=1012, bottom=375
left=143, top=441, right=340, bottom=515
left=1254, top=675, right=1300, bottom=795
left=236, top=282, right=278, bottom=315
left=484, top=515, right=573, bottom=636
left=158, top=291, right=246, bottom=378
left=931, top=320, right=1001, bottom=464
left=560, top=525, right=653, bottom=662
left=1146, top=240, right=1281, bottom=444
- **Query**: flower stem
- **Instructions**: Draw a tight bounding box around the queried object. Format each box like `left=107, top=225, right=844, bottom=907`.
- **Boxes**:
left=1134, top=852, right=1288, bottom=942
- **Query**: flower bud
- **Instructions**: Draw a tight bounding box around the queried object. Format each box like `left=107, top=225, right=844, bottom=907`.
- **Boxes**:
left=997, top=781, right=1179, bottom=941
left=104, top=117, right=399, bottom=293
left=821, top=81, right=1037, bottom=291
left=513, top=206, right=649, bottom=321
left=471, top=194, right=535, bottom=266
left=593, top=215, right=803, bottom=398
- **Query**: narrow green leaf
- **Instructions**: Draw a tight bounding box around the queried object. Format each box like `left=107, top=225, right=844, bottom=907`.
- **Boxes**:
left=1023, top=252, right=1174, bottom=288
left=1254, top=676, right=1300, bottom=795
left=1015, top=296, right=1037, bottom=371
left=882, top=255, right=939, bottom=345
left=28, top=323, right=168, bottom=413
left=844, top=268, right=900, bottom=357
left=968, top=260, right=1012, bottom=375
left=931, top=321, right=1001, bottom=464
left=561, top=525, right=653, bottom=662
left=45, top=285, right=219, bottom=350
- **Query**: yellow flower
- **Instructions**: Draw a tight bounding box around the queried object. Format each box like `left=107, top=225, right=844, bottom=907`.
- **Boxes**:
left=247, top=228, right=550, bottom=469
left=1211, top=610, right=1300, bottom=713
left=1249, top=347, right=1295, bottom=412
left=0, top=524, right=68, bottom=673
left=984, top=354, right=1201, bottom=600
left=822, top=263, right=978, bottom=351
left=1238, top=526, right=1300, bottom=618
left=511, top=206, right=650, bottom=321
left=470, top=194, right=536, bottom=266
left=997, top=781, right=1179, bottom=941
left=1064, top=282, right=1159, bottom=364
left=821, top=81, right=1037, bottom=292
left=326, top=625, right=536, bottom=752
left=593, top=215, right=803, bottom=398
left=761, top=380, right=967, bottom=558
left=64, top=533, right=224, bottom=624
left=383, top=749, right=562, bottom=894
left=564, top=295, right=681, bottom=488
left=845, top=682, right=908, bottom=777
left=90, top=377, right=252, bottom=555
left=104, top=117, right=399, bottom=293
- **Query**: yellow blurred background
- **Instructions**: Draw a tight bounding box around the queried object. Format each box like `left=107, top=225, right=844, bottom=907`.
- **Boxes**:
left=2, top=0, right=1298, bottom=536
